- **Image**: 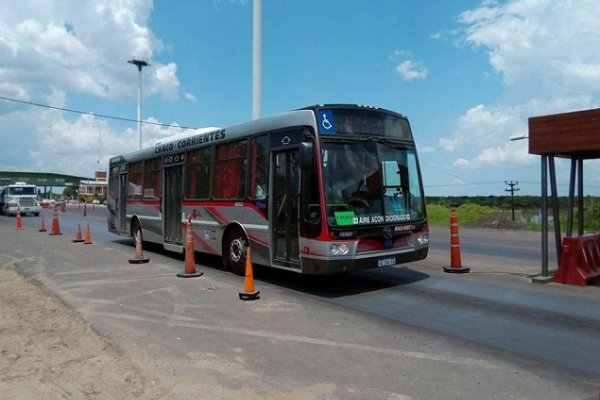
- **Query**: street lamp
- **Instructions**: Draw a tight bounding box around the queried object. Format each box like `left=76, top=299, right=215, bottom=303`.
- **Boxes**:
left=128, top=58, right=150, bottom=150
left=253, top=0, right=262, bottom=119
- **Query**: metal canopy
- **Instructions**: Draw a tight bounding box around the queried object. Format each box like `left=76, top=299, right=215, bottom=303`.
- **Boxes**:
left=0, top=171, right=90, bottom=187
left=528, top=107, right=600, bottom=278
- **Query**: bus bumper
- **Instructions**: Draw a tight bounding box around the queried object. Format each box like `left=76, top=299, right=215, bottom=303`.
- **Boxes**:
left=300, top=247, right=428, bottom=275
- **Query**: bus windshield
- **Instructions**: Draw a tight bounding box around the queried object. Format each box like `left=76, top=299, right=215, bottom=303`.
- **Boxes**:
left=322, top=140, right=424, bottom=227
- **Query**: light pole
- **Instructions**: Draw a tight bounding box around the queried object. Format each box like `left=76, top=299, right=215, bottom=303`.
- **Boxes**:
left=128, top=58, right=150, bottom=150
left=253, top=0, right=262, bottom=119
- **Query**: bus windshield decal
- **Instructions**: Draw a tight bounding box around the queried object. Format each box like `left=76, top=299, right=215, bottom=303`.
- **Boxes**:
left=354, top=213, right=412, bottom=225
left=334, top=210, right=355, bottom=225
left=334, top=211, right=413, bottom=226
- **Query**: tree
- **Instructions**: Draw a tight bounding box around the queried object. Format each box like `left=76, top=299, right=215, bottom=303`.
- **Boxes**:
left=63, top=187, right=77, bottom=199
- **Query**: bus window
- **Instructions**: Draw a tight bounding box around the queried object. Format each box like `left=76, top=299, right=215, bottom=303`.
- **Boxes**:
left=214, top=140, right=248, bottom=199
left=407, top=152, right=424, bottom=219
left=143, top=157, right=162, bottom=201
left=110, top=165, right=119, bottom=199
left=381, top=160, right=407, bottom=214
left=300, top=142, right=321, bottom=238
left=249, top=135, right=268, bottom=201
left=187, top=147, right=213, bottom=199
left=128, top=161, right=143, bottom=200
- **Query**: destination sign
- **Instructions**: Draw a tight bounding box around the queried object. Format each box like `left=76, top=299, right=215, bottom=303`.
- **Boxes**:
left=325, top=109, right=412, bottom=140
left=335, top=113, right=385, bottom=136
left=155, top=129, right=226, bottom=155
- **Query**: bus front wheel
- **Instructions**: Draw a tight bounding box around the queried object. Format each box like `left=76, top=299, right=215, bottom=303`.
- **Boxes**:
left=225, top=230, right=247, bottom=276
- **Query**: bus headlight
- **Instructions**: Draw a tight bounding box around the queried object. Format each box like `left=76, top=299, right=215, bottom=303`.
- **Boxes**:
left=329, top=243, right=350, bottom=256
left=416, top=233, right=429, bottom=246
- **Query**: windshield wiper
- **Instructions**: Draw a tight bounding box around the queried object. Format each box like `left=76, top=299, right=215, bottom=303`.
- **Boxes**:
left=322, top=136, right=405, bottom=149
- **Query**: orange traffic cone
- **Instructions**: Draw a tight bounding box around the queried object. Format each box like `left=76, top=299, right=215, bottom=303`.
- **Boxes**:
left=38, top=215, right=47, bottom=232
left=15, top=207, right=23, bottom=230
left=443, top=207, right=470, bottom=273
left=49, top=206, right=62, bottom=236
left=177, top=216, right=203, bottom=278
left=239, top=247, right=260, bottom=300
left=128, top=230, right=149, bottom=264
left=71, top=224, right=84, bottom=242
left=83, top=224, right=93, bottom=245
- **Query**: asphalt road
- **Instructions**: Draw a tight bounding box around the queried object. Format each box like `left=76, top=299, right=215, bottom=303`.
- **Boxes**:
left=1, top=206, right=598, bottom=400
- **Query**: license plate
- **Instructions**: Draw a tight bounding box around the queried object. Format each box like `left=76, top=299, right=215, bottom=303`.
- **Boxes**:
left=378, top=257, right=396, bottom=267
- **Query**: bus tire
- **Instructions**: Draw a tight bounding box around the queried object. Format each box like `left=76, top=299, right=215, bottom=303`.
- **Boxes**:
left=224, top=229, right=247, bottom=276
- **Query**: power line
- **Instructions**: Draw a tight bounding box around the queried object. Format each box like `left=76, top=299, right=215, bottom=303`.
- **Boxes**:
left=0, top=94, right=199, bottom=130
left=425, top=181, right=506, bottom=188
left=425, top=181, right=600, bottom=190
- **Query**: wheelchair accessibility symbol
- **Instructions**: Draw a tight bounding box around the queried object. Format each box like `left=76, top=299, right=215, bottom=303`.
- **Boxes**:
left=317, top=110, right=336, bottom=135
left=322, top=114, right=332, bottom=130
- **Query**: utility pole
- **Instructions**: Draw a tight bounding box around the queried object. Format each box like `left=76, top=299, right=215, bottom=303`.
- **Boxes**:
left=128, top=58, right=150, bottom=150
left=505, top=180, right=520, bottom=221
left=252, top=0, right=262, bottom=120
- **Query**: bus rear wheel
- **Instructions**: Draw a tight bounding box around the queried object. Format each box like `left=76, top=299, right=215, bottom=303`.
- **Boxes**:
left=224, top=230, right=247, bottom=276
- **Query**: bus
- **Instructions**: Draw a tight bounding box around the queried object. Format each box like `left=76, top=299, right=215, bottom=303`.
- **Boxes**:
left=107, top=104, right=428, bottom=275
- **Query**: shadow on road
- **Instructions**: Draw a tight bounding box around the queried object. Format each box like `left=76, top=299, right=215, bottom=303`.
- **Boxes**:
left=111, top=238, right=431, bottom=298
left=252, top=265, right=430, bottom=298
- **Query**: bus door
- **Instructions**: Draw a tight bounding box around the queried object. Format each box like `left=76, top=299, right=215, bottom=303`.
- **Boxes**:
left=272, top=149, right=300, bottom=269
left=119, top=173, right=128, bottom=233
left=163, top=166, right=184, bottom=244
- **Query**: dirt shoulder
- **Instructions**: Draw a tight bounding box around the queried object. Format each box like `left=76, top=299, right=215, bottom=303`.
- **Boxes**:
left=0, top=264, right=173, bottom=400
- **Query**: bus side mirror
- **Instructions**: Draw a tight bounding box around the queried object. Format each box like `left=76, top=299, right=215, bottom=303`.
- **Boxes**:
left=300, top=142, right=314, bottom=171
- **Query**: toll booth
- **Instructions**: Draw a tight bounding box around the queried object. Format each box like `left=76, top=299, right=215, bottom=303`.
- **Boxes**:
left=529, top=108, right=600, bottom=285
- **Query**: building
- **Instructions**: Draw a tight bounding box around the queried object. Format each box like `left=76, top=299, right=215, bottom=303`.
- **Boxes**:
left=78, top=171, right=108, bottom=199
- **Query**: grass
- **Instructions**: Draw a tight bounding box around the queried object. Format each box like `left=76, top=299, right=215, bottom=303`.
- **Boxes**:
left=426, top=203, right=600, bottom=233
left=427, top=203, right=498, bottom=227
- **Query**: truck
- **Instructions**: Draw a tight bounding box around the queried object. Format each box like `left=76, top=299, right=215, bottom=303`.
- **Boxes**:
left=0, top=182, right=41, bottom=216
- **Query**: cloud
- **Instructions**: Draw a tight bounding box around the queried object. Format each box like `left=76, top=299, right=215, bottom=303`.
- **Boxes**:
left=439, top=96, right=594, bottom=169
left=442, top=0, right=600, bottom=174
left=390, top=50, right=428, bottom=81
left=452, top=141, right=533, bottom=170
left=184, top=92, right=197, bottom=103
left=417, top=144, right=435, bottom=154
left=23, top=110, right=196, bottom=176
left=150, top=63, right=180, bottom=101
left=0, top=0, right=179, bottom=101
left=458, top=0, right=600, bottom=97
left=27, top=111, right=126, bottom=175
left=0, top=1, right=186, bottom=177
left=396, top=60, right=428, bottom=81
left=438, top=104, right=524, bottom=153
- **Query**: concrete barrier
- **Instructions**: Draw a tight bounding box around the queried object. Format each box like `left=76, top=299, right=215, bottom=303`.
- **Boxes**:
left=553, top=234, right=600, bottom=286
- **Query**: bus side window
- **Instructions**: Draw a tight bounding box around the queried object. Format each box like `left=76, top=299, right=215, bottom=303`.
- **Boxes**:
left=143, top=157, right=162, bottom=201
left=300, top=169, right=321, bottom=238
left=127, top=161, right=143, bottom=200
left=214, top=140, right=248, bottom=199
left=249, top=135, right=268, bottom=201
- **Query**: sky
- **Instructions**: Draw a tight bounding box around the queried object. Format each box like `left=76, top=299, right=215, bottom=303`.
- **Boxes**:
left=1, top=0, right=600, bottom=196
